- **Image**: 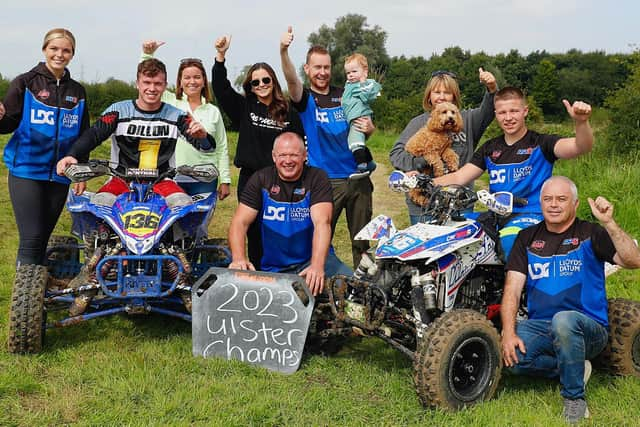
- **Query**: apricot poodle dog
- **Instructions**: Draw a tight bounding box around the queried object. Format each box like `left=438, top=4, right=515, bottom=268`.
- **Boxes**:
left=405, top=101, right=463, bottom=206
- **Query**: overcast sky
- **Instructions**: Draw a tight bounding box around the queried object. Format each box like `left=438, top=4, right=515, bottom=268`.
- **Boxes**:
left=2, top=0, right=638, bottom=86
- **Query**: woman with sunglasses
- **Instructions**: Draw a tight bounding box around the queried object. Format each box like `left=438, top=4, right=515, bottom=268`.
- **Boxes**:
left=141, top=40, right=231, bottom=200
left=1, top=28, right=89, bottom=268
left=389, top=68, right=498, bottom=224
left=212, top=35, right=304, bottom=268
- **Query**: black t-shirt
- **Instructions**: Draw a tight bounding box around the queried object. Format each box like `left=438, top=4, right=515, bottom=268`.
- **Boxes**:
left=470, top=130, right=559, bottom=170
left=294, top=86, right=344, bottom=111
left=240, top=165, right=333, bottom=210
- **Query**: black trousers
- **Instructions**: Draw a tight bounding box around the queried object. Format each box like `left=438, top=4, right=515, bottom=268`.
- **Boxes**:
left=9, top=174, right=69, bottom=266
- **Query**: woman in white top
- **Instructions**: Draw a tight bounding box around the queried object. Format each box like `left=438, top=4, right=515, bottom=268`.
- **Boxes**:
left=142, top=40, right=231, bottom=199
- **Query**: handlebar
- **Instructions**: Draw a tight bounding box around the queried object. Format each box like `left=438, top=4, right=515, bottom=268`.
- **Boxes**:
left=64, top=161, right=218, bottom=184
left=388, top=171, right=526, bottom=222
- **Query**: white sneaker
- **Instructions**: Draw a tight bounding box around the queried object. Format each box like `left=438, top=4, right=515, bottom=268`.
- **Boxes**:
left=348, top=170, right=371, bottom=180
left=584, top=360, right=592, bottom=386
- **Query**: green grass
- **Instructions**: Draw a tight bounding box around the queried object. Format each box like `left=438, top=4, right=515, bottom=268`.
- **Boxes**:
left=1, top=128, right=640, bottom=426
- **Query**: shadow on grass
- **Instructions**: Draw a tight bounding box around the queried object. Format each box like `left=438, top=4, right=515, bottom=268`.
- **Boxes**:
left=41, top=311, right=191, bottom=354
left=301, top=335, right=412, bottom=375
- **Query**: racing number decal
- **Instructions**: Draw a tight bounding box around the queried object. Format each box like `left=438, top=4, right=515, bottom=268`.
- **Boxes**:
left=121, top=209, right=161, bottom=236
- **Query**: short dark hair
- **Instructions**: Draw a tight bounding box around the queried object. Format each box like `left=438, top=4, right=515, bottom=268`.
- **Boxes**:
left=494, top=86, right=526, bottom=104
left=137, top=58, right=167, bottom=80
left=306, top=45, right=330, bottom=64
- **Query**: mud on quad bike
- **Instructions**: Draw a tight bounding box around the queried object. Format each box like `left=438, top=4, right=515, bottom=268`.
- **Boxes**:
left=313, top=171, right=640, bottom=411
left=7, top=160, right=231, bottom=354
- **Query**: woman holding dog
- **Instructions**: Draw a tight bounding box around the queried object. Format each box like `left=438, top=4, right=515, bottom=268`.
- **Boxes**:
left=389, top=68, right=497, bottom=224
left=0, top=28, right=89, bottom=266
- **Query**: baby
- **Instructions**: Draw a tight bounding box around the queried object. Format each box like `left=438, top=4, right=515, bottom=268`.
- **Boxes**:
left=342, top=53, right=381, bottom=179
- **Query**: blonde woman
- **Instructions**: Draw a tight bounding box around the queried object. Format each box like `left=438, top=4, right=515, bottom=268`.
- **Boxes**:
left=389, top=69, right=497, bottom=224
left=1, top=28, right=89, bottom=266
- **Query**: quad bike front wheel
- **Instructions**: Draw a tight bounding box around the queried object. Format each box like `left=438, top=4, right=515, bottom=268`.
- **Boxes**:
left=413, top=309, right=502, bottom=410
left=595, top=298, right=640, bottom=377
left=7, top=264, right=48, bottom=354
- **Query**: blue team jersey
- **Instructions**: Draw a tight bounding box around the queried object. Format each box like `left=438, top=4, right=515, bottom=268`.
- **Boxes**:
left=296, top=88, right=356, bottom=178
left=260, top=190, right=314, bottom=271
left=2, top=63, right=87, bottom=184
left=507, top=219, right=617, bottom=327
left=471, top=130, right=559, bottom=213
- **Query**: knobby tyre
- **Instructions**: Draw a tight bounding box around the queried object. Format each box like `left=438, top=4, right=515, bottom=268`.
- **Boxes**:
left=413, top=309, right=502, bottom=410
left=7, top=264, right=48, bottom=354
left=595, top=298, right=640, bottom=377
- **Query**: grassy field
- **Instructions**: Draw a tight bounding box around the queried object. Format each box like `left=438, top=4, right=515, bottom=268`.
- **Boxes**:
left=0, top=123, right=639, bottom=426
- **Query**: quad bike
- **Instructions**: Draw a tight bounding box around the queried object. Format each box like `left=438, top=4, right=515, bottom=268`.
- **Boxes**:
left=314, top=171, right=640, bottom=411
left=7, top=160, right=231, bottom=354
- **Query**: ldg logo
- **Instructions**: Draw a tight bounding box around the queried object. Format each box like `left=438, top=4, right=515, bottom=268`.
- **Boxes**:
left=315, top=110, right=329, bottom=123
left=263, top=206, right=286, bottom=221
left=31, top=109, right=55, bottom=125
left=489, top=169, right=506, bottom=184
left=528, top=262, right=550, bottom=280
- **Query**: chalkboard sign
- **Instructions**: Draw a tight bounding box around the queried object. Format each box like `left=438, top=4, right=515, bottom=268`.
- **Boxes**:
left=191, top=267, right=315, bottom=374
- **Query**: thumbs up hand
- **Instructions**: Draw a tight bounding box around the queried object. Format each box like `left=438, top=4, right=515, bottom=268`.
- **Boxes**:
left=280, top=26, right=294, bottom=50
left=479, top=67, right=497, bottom=93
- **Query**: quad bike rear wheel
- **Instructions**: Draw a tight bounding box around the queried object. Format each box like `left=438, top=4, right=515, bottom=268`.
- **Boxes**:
left=7, top=264, right=48, bottom=354
left=595, top=298, right=640, bottom=377
left=414, top=309, right=502, bottom=410
left=47, top=235, right=79, bottom=263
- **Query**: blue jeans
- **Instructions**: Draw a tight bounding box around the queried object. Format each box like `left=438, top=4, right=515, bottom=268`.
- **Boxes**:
left=279, top=250, right=353, bottom=277
left=509, top=311, right=608, bottom=399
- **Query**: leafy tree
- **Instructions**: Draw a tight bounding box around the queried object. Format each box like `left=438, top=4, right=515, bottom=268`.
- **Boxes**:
left=83, top=78, right=138, bottom=119
left=531, top=59, right=561, bottom=116
left=0, top=73, right=10, bottom=100
left=307, top=14, right=390, bottom=86
left=605, top=53, right=640, bottom=154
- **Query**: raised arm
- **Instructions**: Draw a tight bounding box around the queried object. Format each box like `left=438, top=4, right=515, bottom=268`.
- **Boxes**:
left=588, top=196, right=640, bottom=269
left=280, top=26, right=303, bottom=103
left=553, top=100, right=594, bottom=159
left=211, top=35, right=245, bottom=126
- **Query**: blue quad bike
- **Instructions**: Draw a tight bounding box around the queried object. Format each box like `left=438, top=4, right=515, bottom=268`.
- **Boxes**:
left=7, top=160, right=231, bottom=354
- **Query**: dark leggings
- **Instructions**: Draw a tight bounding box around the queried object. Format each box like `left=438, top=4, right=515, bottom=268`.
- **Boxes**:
left=238, top=169, right=263, bottom=268
left=8, top=174, right=69, bottom=266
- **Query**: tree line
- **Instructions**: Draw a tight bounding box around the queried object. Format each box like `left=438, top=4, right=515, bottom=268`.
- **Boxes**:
left=1, top=14, right=639, bottom=153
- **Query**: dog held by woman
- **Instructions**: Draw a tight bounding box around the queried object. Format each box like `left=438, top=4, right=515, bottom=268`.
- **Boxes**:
left=404, top=101, right=463, bottom=206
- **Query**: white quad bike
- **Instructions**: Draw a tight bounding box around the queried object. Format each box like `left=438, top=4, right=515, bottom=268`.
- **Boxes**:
left=314, top=171, right=640, bottom=411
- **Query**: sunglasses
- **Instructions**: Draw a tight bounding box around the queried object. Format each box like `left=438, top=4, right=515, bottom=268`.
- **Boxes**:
left=431, top=70, right=457, bottom=79
left=180, top=57, right=203, bottom=65
left=250, top=77, right=272, bottom=87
